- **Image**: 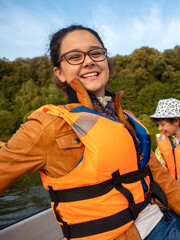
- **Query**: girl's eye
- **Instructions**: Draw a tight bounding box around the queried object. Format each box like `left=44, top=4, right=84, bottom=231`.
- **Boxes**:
left=92, top=51, right=101, bottom=56
left=66, top=52, right=83, bottom=62
left=91, top=50, right=103, bottom=58
left=69, top=54, right=81, bottom=60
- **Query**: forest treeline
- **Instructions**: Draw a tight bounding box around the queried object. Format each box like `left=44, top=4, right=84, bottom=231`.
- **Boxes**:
left=0, top=45, right=180, bottom=145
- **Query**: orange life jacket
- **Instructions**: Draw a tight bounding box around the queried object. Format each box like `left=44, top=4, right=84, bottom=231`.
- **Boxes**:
left=158, top=132, right=180, bottom=181
left=39, top=106, right=167, bottom=240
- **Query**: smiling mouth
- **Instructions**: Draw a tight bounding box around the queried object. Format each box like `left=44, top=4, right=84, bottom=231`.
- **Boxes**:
left=81, top=72, right=99, bottom=78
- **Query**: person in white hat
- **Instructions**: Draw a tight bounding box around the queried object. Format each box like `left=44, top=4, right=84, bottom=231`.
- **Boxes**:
left=150, top=98, right=180, bottom=181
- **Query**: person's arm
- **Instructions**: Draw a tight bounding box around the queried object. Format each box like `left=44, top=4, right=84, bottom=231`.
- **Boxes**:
left=0, top=112, right=47, bottom=196
left=149, top=150, right=180, bottom=215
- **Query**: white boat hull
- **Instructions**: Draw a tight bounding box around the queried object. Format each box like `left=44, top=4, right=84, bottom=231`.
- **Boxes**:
left=0, top=208, right=64, bottom=240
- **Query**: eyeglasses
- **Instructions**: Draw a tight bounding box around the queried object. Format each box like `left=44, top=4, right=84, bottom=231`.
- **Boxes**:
left=58, top=48, right=107, bottom=65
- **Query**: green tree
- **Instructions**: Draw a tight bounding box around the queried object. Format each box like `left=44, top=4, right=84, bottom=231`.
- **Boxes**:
left=29, top=56, right=52, bottom=87
left=170, top=71, right=180, bottom=99
left=136, top=82, right=173, bottom=116
left=14, top=79, right=39, bottom=120
left=164, top=46, right=180, bottom=71
left=0, top=110, right=17, bottom=136
left=0, top=93, right=7, bottom=110
left=129, top=47, right=160, bottom=72
left=14, top=79, right=67, bottom=123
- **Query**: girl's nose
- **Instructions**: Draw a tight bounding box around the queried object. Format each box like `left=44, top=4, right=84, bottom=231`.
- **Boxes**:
left=82, top=54, right=94, bottom=66
left=158, top=125, right=162, bottom=131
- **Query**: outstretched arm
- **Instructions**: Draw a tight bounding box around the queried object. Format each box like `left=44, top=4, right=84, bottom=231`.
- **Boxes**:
left=0, top=113, right=46, bottom=196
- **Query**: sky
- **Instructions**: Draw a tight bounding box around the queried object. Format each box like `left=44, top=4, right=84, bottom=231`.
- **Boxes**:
left=0, top=0, right=180, bottom=61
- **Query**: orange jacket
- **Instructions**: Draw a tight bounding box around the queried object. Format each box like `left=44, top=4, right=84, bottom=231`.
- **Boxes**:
left=158, top=132, right=180, bottom=181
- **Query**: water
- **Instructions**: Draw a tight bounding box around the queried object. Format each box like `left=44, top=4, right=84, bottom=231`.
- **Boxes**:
left=0, top=171, right=50, bottom=229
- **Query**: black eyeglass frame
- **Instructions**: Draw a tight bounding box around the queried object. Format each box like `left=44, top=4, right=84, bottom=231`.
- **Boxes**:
left=57, top=47, right=107, bottom=66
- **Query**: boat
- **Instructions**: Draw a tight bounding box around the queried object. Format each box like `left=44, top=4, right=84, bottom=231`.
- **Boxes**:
left=0, top=208, right=64, bottom=240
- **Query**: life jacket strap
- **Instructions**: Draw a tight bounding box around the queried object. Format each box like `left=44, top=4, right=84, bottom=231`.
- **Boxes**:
left=112, top=170, right=139, bottom=220
left=148, top=173, right=168, bottom=208
left=48, top=166, right=149, bottom=203
left=61, top=201, right=149, bottom=239
left=48, top=186, right=71, bottom=240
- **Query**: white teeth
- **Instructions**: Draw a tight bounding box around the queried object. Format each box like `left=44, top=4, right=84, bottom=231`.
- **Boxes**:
left=83, top=72, right=98, bottom=78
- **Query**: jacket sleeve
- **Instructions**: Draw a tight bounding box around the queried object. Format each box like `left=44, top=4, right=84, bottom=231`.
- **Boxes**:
left=149, top=150, right=180, bottom=215
left=0, top=112, right=47, bottom=196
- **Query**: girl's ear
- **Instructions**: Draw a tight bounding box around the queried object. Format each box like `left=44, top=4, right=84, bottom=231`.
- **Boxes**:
left=174, top=118, right=180, bottom=126
left=53, top=67, right=66, bottom=83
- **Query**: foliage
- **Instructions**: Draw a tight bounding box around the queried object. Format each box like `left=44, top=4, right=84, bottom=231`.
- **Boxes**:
left=136, top=82, right=172, bottom=115
left=0, top=110, right=17, bottom=135
left=0, top=46, right=179, bottom=138
left=0, top=56, right=67, bottom=133
left=109, top=45, right=180, bottom=117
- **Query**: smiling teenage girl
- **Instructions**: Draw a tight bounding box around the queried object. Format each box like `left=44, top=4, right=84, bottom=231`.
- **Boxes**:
left=0, top=25, right=180, bottom=240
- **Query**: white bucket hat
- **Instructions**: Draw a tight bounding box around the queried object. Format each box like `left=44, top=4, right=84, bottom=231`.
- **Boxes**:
left=150, top=98, right=180, bottom=118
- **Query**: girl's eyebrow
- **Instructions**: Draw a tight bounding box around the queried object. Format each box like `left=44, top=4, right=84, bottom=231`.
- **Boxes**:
left=89, top=45, right=103, bottom=49
left=66, top=46, right=103, bottom=52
